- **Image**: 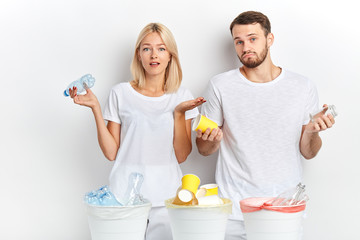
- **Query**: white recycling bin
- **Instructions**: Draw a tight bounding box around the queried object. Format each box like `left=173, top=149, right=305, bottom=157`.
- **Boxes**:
left=86, top=202, right=152, bottom=240
left=240, top=197, right=305, bottom=240
left=165, top=198, right=232, bottom=240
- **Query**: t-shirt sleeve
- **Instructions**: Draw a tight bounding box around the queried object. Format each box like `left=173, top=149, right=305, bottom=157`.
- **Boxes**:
left=201, top=80, right=223, bottom=126
left=182, top=89, right=199, bottom=120
left=303, top=78, right=319, bottom=125
left=103, top=88, right=121, bottom=124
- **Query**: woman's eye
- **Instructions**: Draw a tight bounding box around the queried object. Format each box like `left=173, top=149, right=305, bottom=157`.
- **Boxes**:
left=143, top=48, right=150, bottom=51
left=159, top=48, right=166, bottom=51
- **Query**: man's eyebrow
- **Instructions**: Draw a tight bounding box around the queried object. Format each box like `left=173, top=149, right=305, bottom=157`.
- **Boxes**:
left=233, top=33, right=258, bottom=40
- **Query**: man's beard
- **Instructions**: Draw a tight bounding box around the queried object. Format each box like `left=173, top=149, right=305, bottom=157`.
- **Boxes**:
left=239, top=44, right=268, bottom=68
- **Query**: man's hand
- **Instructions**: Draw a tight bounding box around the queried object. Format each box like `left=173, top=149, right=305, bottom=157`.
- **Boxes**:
left=196, top=127, right=223, bottom=142
left=196, top=127, right=223, bottom=156
left=304, top=104, right=335, bottom=133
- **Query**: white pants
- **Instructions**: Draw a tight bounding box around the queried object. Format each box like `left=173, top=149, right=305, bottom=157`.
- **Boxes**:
left=225, top=219, right=247, bottom=240
left=145, top=206, right=173, bottom=240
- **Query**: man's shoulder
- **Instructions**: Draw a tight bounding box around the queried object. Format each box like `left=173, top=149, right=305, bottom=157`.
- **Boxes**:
left=210, top=68, right=239, bottom=84
left=283, top=69, right=316, bottom=86
left=283, top=69, right=309, bottom=82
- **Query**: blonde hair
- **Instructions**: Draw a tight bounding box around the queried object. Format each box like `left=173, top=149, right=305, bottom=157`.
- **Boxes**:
left=130, top=23, right=182, bottom=93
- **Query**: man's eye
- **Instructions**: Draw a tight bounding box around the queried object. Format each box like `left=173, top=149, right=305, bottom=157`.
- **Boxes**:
left=251, top=38, right=256, bottom=41
left=236, top=41, right=243, bottom=45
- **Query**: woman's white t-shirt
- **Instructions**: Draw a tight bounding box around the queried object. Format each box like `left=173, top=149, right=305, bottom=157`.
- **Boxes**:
left=103, top=82, right=198, bottom=207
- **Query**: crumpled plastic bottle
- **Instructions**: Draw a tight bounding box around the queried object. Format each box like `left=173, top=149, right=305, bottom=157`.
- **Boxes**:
left=84, top=185, right=122, bottom=206
left=63, top=74, right=95, bottom=97
left=309, top=104, right=338, bottom=122
left=271, top=183, right=309, bottom=206
left=84, top=191, right=100, bottom=205
left=122, top=172, right=147, bottom=206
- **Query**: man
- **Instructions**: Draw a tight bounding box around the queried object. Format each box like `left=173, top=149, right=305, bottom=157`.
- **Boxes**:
left=196, top=11, right=335, bottom=239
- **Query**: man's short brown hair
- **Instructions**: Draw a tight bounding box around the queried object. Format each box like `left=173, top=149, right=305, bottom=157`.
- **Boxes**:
left=230, top=11, right=271, bottom=37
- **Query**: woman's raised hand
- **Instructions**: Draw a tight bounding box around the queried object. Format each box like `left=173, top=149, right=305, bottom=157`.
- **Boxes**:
left=69, top=86, right=100, bottom=110
left=174, top=97, right=206, bottom=115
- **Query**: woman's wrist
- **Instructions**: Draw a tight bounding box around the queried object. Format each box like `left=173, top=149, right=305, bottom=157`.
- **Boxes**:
left=174, top=110, right=185, bottom=119
left=91, top=102, right=101, bottom=113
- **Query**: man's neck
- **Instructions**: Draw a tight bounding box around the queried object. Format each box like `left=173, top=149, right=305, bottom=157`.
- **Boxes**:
left=240, top=61, right=281, bottom=83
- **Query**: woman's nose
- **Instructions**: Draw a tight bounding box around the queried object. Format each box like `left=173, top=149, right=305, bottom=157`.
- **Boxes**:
left=151, top=51, right=158, bottom=59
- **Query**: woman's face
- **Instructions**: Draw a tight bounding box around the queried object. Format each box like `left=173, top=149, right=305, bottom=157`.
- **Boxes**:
left=138, top=32, right=171, bottom=79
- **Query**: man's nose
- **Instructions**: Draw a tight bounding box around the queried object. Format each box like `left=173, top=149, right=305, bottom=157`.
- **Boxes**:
left=242, top=42, right=251, bottom=52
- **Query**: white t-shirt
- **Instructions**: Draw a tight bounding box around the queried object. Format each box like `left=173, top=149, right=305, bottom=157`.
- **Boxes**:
left=103, top=82, right=199, bottom=207
left=201, top=68, right=319, bottom=220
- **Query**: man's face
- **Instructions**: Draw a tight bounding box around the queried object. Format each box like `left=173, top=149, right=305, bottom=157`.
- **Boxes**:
left=232, top=23, right=272, bottom=68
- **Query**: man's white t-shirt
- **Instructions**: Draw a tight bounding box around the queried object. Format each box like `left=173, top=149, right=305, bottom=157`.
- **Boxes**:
left=201, top=68, right=319, bottom=220
left=103, top=82, right=198, bottom=207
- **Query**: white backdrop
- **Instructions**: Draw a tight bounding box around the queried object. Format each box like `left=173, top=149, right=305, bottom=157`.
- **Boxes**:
left=1, top=0, right=359, bottom=239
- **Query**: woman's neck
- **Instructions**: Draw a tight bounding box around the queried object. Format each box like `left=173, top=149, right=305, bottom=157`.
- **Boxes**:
left=131, top=75, right=165, bottom=97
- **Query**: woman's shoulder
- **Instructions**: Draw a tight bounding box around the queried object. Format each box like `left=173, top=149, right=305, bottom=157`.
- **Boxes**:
left=111, top=82, right=129, bottom=90
left=107, top=82, right=131, bottom=96
left=168, top=86, right=195, bottom=102
left=175, top=85, right=190, bottom=93
left=171, top=86, right=194, bottom=97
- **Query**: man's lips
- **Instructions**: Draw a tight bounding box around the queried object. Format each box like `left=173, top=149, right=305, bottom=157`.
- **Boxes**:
left=242, top=52, right=256, bottom=59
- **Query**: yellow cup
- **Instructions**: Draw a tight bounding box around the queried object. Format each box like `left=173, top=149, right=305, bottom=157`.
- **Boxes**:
left=181, top=174, right=201, bottom=195
left=172, top=188, right=198, bottom=206
left=196, top=184, right=219, bottom=197
left=192, top=114, right=218, bottom=133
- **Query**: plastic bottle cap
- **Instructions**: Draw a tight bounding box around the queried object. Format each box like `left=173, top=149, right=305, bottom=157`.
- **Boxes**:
left=64, top=90, right=69, bottom=97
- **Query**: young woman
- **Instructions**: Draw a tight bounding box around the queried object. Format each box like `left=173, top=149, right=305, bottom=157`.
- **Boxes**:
left=69, top=23, right=204, bottom=239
